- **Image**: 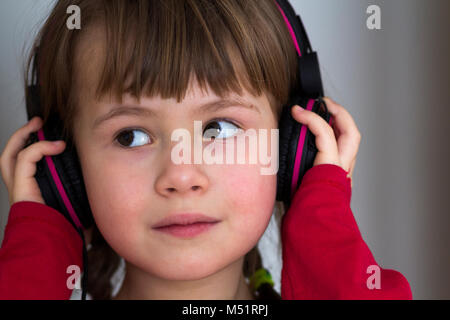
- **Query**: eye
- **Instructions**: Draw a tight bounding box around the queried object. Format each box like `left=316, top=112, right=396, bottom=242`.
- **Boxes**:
left=203, top=119, right=241, bottom=140
left=115, top=129, right=151, bottom=148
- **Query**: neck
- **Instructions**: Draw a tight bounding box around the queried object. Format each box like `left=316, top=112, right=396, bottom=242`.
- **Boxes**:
left=113, top=257, right=255, bottom=300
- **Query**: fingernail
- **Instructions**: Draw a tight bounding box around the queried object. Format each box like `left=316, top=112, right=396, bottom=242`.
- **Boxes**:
left=294, top=105, right=304, bottom=111
left=53, top=141, right=64, bottom=146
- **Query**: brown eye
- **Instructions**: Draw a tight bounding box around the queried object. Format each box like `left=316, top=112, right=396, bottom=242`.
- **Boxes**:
left=203, top=120, right=240, bottom=140
left=116, top=129, right=151, bottom=148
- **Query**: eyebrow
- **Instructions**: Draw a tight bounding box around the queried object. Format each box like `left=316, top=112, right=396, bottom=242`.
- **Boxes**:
left=92, top=97, right=260, bottom=129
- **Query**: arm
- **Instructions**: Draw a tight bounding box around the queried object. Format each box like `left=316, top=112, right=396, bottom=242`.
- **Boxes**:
left=280, top=164, right=412, bottom=300
left=0, top=201, right=83, bottom=299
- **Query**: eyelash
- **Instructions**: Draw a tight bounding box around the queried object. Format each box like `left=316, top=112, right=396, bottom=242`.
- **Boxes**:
left=113, top=118, right=243, bottom=149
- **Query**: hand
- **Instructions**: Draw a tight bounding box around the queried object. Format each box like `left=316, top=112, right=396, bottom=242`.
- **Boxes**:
left=291, top=97, right=361, bottom=188
left=0, top=116, right=66, bottom=207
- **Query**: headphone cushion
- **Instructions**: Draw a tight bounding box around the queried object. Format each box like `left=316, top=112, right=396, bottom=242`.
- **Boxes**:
left=277, top=96, right=309, bottom=207
left=30, top=119, right=94, bottom=230
left=53, top=143, right=94, bottom=229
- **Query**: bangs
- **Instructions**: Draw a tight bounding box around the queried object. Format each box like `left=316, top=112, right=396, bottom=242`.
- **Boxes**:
left=92, top=0, right=297, bottom=112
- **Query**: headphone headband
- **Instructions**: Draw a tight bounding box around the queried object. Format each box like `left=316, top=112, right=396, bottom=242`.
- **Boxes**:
left=274, top=0, right=324, bottom=98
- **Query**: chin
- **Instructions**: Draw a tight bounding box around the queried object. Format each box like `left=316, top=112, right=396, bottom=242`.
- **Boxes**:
left=154, top=267, right=216, bottom=281
left=150, top=259, right=223, bottom=281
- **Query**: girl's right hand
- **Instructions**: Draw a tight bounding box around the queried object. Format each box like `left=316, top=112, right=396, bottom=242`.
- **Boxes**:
left=0, top=116, right=66, bottom=207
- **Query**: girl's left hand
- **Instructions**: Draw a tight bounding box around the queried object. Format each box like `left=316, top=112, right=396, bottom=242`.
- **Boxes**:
left=291, top=97, right=361, bottom=188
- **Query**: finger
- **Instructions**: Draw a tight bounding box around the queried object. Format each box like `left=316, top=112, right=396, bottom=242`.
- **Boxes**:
left=322, top=97, right=361, bottom=166
left=291, top=105, right=338, bottom=154
left=323, top=97, right=361, bottom=141
left=335, top=133, right=361, bottom=172
left=0, top=117, right=43, bottom=186
left=2, top=117, right=43, bottom=160
left=14, top=140, right=66, bottom=187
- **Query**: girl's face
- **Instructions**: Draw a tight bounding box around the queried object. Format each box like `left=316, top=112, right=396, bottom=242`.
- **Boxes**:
left=72, top=36, right=279, bottom=281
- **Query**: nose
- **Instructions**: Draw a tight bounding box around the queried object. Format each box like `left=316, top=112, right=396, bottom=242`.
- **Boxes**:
left=155, top=161, right=209, bottom=198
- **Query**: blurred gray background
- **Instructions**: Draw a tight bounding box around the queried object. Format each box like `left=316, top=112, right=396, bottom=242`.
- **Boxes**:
left=0, top=0, right=449, bottom=299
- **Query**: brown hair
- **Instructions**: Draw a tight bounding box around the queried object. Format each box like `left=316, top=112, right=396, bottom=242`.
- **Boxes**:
left=24, top=0, right=298, bottom=299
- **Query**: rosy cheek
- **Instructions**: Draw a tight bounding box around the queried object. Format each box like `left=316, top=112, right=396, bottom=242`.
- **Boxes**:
left=82, top=158, right=143, bottom=235
left=89, top=184, right=144, bottom=258
left=219, top=164, right=276, bottom=229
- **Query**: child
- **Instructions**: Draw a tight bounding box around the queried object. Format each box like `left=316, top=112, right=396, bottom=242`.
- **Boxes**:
left=0, top=0, right=412, bottom=299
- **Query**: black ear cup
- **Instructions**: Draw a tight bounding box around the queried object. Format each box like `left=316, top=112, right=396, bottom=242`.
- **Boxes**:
left=57, top=141, right=94, bottom=229
left=298, top=52, right=324, bottom=98
left=277, top=95, right=309, bottom=207
left=24, top=113, right=94, bottom=230
left=276, top=97, right=331, bottom=208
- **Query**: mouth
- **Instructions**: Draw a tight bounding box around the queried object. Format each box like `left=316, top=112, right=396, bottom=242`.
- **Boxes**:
left=152, top=213, right=221, bottom=238
left=153, top=221, right=220, bottom=238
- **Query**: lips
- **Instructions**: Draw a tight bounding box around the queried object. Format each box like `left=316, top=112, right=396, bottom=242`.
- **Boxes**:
left=154, top=222, right=218, bottom=238
left=152, top=213, right=220, bottom=229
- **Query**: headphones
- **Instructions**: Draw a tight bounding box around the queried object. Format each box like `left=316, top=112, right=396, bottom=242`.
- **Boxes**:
left=23, top=0, right=331, bottom=299
left=274, top=0, right=332, bottom=207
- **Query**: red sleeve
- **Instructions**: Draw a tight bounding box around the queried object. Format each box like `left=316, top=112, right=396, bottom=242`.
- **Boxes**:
left=0, top=201, right=83, bottom=299
left=280, top=164, right=412, bottom=300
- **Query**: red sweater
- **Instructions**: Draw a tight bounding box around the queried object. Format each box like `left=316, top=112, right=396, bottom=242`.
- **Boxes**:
left=0, top=164, right=412, bottom=299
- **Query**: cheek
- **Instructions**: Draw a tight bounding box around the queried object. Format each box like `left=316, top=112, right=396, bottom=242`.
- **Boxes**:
left=218, top=164, right=277, bottom=240
left=79, top=152, right=151, bottom=249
